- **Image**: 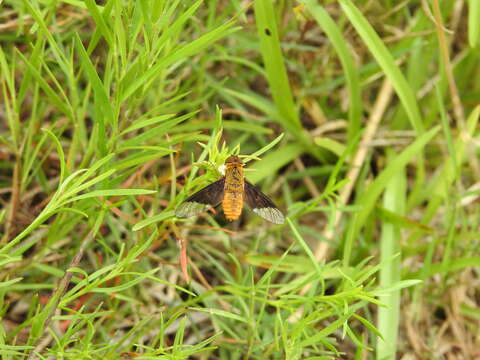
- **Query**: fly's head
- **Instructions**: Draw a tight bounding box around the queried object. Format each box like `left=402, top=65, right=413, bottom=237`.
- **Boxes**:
left=225, top=155, right=243, bottom=169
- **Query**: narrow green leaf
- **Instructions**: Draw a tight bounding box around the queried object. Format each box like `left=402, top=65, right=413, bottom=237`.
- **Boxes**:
left=340, top=0, right=424, bottom=133
left=0, top=277, right=23, bottom=289
left=23, top=0, right=69, bottom=75
left=302, top=0, right=362, bottom=142
left=84, top=0, right=113, bottom=46
left=34, top=263, right=65, bottom=277
left=245, top=133, right=284, bottom=163
left=75, top=34, right=114, bottom=155
left=247, top=143, right=304, bottom=183
left=189, top=307, right=248, bottom=323
left=254, top=0, right=300, bottom=133
left=54, top=207, right=89, bottom=218
left=69, top=189, right=156, bottom=202
left=121, top=112, right=198, bottom=147
left=133, top=210, right=175, bottom=231
left=314, top=137, right=346, bottom=157
left=468, top=0, right=480, bottom=47
left=71, top=154, right=116, bottom=188
left=376, top=153, right=405, bottom=360
left=287, top=218, right=323, bottom=275
left=91, top=270, right=158, bottom=293
left=120, top=114, right=176, bottom=135
left=42, top=128, right=66, bottom=183
left=376, top=206, right=433, bottom=233
left=0, top=47, right=20, bottom=148
left=62, top=169, right=117, bottom=201
left=376, top=280, right=423, bottom=295
left=75, top=34, right=114, bottom=126
left=299, top=311, right=353, bottom=347
left=116, top=146, right=175, bottom=153
left=353, top=127, right=440, bottom=236
left=16, top=51, right=71, bottom=116
left=112, top=150, right=174, bottom=171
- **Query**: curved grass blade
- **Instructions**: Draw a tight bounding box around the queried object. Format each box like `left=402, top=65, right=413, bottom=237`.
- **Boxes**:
left=340, top=0, right=424, bottom=134
left=302, top=1, right=362, bottom=143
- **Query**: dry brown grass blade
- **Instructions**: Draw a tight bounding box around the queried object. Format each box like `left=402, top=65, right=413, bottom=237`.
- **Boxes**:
left=313, top=78, right=394, bottom=263
left=1, top=159, right=21, bottom=244
left=431, top=0, right=465, bottom=129
left=294, top=157, right=321, bottom=198
left=171, top=223, right=190, bottom=283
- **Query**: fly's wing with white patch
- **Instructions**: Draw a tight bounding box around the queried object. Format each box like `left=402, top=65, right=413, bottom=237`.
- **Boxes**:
left=244, top=181, right=284, bottom=224
left=175, top=179, right=225, bottom=218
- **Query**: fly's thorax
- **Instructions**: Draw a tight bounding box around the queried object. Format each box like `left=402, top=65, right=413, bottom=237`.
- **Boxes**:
left=224, top=163, right=244, bottom=191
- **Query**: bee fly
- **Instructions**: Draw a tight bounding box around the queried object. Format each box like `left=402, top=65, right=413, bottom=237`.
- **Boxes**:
left=175, top=155, right=284, bottom=224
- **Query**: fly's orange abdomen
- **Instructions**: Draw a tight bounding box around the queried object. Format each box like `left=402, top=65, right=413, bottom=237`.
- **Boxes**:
left=222, top=156, right=244, bottom=221
left=223, top=191, right=243, bottom=220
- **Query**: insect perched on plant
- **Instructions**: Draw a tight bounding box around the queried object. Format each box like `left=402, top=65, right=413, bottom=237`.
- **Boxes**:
left=175, top=155, right=284, bottom=224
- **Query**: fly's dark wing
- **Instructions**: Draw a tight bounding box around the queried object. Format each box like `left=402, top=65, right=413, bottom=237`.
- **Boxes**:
left=244, top=181, right=284, bottom=224
left=175, top=179, right=225, bottom=218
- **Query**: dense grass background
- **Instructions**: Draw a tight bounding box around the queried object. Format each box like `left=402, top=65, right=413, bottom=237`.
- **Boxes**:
left=1, top=0, right=479, bottom=359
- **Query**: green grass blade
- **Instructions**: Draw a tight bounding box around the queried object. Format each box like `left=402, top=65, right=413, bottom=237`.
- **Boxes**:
left=287, top=218, right=323, bottom=275
left=133, top=210, right=176, bottom=231
left=68, top=189, right=156, bottom=202
left=23, top=1, right=69, bottom=75
left=188, top=307, right=248, bottom=323
left=468, top=0, right=480, bottom=47
left=244, top=133, right=284, bottom=163
left=339, top=0, right=424, bottom=133
left=42, top=129, right=66, bottom=183
left=84, top=0, right=113, bottom=47
left=376, top=151, right=406, bottom=360
left=254, top=0, right=300, bottom=134
left=302, top=0, right=362, bottom=142
left=16, top=51, right=71, bottom=117
left=120, top=111, right=198, bottom=147
left=0, top=47, right=20, bottom=149
left=247, top=143, right=304, bottom=183
left=75, top=34, right=115, bottom=154
left=353, top=126, right=440, bottom=236
left=120, top=114, right=176, bottom=136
